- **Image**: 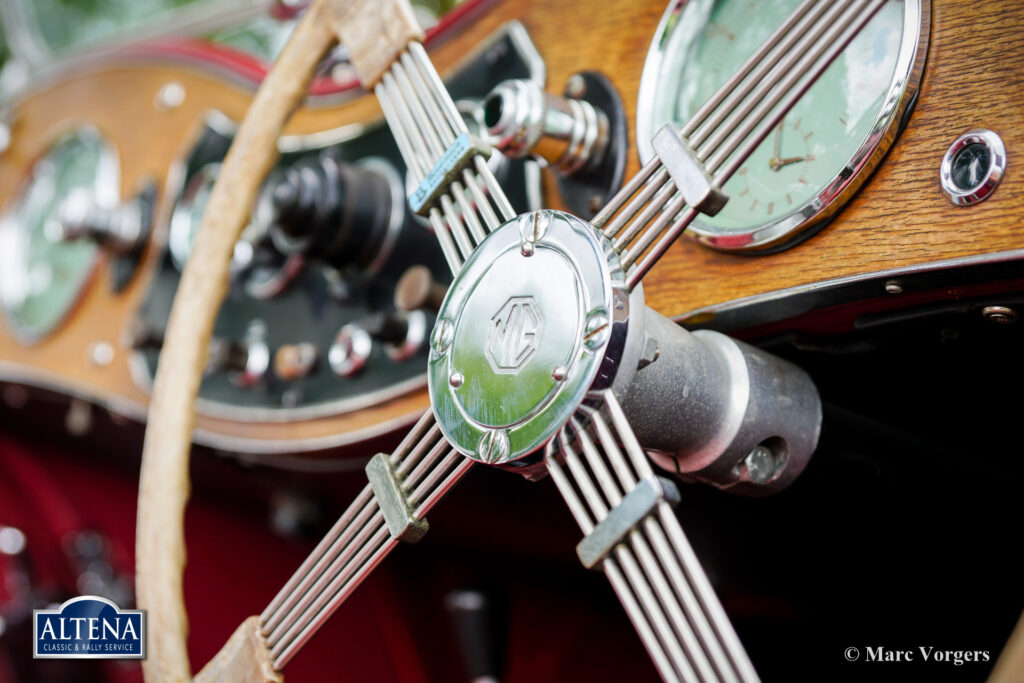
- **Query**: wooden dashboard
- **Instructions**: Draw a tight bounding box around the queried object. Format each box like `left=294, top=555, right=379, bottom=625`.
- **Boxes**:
left=0, top=0, right=1021, bottom=454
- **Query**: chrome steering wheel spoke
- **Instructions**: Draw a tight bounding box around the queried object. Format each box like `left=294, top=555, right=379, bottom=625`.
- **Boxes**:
left=546, top=392, right=759, bottom=683
left=260, top=409, right=471, bottom=670
left=375, top=42, right=514, bottom=276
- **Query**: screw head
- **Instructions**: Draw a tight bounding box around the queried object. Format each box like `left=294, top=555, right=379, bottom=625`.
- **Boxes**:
left=154, top=81, right=186, bottom=111
left=583, top=311, right=610, bottom=350
left=431, top=318, right=454, bottom=353
left=744, top=445, right=777, bottom=485
left=477, top=429, right=510, bottom=464
left=884, top=280, right=903, bottom=295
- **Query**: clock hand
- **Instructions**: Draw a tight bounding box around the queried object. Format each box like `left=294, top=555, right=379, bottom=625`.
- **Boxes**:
left=769, top=119, right=784, bottom=168
left=770, top=155, right=806, bottom=170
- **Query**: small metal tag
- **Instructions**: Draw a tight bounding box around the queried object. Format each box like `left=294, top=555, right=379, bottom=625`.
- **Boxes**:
left=408, top=132, right=492, bottom=215
left=576, top=477, right=680, bottom=569
left=651, top=124, right=728, bottom=217
left=365, top=453, right=429, bottom=543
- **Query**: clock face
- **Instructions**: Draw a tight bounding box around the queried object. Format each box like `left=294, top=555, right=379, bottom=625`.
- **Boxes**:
left=637, top=0, right=926, bottom=250
left=0, top=130, right=117, bottom=342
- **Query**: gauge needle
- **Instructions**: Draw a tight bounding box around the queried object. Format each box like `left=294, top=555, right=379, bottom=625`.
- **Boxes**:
left=768, top=119, right=807, bottom=171
left=770, top=155, right=807, bottom=171
left=771, top=120, right=783, bottom=162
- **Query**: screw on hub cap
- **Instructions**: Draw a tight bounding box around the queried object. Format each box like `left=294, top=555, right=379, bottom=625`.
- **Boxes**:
left=583, top=311, right=610, bottom=350
left=432, top=317, right=454, bottom=353
left=477, top=429, right=510, bottom=463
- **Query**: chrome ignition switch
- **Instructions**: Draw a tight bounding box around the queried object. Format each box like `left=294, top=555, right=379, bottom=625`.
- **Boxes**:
left=482, top=78, right=609, bottom=175
left=479, top=75, right=628, bottom=219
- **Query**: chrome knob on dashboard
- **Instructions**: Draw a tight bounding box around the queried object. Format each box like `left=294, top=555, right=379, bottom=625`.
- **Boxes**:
left=327, top=309, right=427, bottom=380
left=328, top=324, right=372, bottom=378
left=478, top=75, right=627, bottom=219
left=207, top=321, right=270, bottom=388
left=363, top=310, right=428, bottom=362
left=57, top=186, right=149, bottom=256
left=481, top=78, right=609, bottom=175
left=273, top=343, right=318, bottom=381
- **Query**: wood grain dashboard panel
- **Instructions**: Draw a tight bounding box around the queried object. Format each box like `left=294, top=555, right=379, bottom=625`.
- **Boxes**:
left=0, top=0, right=1021, bottom=452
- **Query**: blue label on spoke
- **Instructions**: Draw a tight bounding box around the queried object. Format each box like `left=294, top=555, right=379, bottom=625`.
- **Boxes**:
left=408, top=132, right=486, bottom=215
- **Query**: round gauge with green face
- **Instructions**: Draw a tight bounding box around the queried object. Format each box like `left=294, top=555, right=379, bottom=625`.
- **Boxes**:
left=637, top=0, right=928, bottom=250
left=169, top=162, right=263, bottom=274
left=0, top=129, right=118, bottom=342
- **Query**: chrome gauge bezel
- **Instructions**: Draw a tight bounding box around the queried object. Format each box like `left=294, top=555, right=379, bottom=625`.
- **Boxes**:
left=636, top=0, right=930, bottom=252
left=939, top=128, right=1007, bottom=206
left=0, top=127, right=119, bottom=344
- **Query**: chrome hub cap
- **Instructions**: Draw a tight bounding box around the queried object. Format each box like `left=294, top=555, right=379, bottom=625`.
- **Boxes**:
left=429, top=210, right=631, bottom=466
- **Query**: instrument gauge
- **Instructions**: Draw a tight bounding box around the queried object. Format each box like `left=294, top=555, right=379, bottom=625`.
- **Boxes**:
left=168, top=162, right=266, bottom=274
left=0, top=129, right=118, bottom=343
left=637, top=0, right=929, bottom=251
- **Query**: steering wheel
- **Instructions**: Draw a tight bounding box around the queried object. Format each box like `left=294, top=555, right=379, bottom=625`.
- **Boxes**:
left=135, top=0, right=842, bottom=680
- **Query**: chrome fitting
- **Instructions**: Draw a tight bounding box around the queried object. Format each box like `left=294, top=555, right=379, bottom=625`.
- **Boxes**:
left=57, top=188, right=146, bottom=255
left=481, top=78, right=609, bottom=175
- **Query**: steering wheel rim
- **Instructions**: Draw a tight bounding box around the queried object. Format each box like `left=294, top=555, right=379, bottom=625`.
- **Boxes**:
left=135, top=2, right=347, bottom=678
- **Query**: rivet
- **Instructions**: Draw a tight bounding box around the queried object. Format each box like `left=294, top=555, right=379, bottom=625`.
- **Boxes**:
left=154, top=82, right=186, bottom=111
left=884, top=280, right=903, bottom=295
left=552, top=366, right=567, bottom=382
left=449, top=371, right=464, bottom=388
left=88, top=342, right=114, bottom=367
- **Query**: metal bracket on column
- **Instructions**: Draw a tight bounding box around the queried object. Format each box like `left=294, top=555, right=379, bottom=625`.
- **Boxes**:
left=576, top=476, right=681, bottom=569
left=408, top=132, right=492, bottom=215
left=651, top=124, right=728, bottom=217
left=366, top=453, right=429, bottom=543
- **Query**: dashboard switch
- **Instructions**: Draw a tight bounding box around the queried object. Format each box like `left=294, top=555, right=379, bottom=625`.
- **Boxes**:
left=274, top=343, right=319, bottom=381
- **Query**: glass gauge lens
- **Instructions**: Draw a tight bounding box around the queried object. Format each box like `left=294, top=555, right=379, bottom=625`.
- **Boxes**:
left=169, top=163, right=263, bottom=273
left=0, top=130, right=118, bottom=342
left=637, top=0, right=926, bottom=249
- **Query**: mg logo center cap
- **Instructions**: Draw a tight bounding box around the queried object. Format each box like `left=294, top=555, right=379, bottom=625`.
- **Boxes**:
left=428, top=211, right=628, bottom=466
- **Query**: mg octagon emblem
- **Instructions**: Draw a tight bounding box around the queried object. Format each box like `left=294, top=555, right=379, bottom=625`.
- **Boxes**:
left=486, top=296, right=543, bottom=374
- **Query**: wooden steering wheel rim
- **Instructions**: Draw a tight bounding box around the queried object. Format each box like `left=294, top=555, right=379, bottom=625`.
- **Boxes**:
left=134, top=3, right=340, bottom=679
